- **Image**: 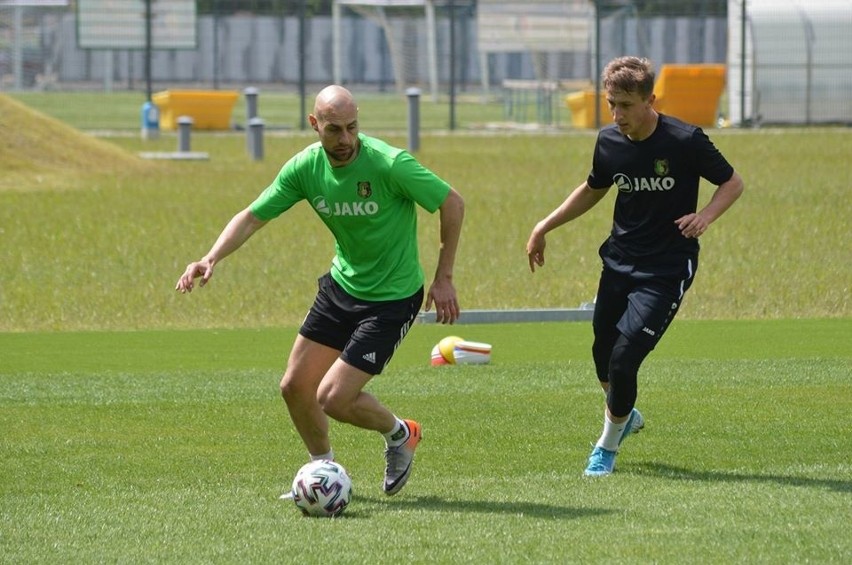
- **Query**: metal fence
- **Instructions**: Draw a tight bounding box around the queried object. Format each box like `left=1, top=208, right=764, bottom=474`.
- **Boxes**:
left=2, top=1, right=850, bottom=127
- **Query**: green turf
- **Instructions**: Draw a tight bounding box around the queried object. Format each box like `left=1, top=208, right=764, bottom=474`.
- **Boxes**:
left=8, top=90, right=513, bottom=132
left=1, top=320, right=850, bottom=563
left=1, top=129, right=850, bottom=331
left=2, top=94, right=850, bottom=330
left=1, top=93, right=850, bottom=563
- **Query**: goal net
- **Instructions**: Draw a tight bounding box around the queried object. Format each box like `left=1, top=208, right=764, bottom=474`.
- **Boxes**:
left=332, top=0, right=438, bottom=99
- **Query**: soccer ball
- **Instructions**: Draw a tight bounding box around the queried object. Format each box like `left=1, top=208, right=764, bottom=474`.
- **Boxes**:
left=430, top=335, right=492, bottom=366
left=431, top=335, right=464, bottom=365
left=291, top=460, right=352, bottom=518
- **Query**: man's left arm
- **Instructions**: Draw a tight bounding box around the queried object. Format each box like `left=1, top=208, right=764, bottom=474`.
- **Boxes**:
left=425, top=188, right=465, bottom=324
left=676, top=171, right=744, bottom=239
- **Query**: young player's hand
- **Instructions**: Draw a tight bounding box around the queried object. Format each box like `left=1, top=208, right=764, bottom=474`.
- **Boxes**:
left=675, top=213, right=709, bottom=239
left=526, top=230, right=546, bottom=272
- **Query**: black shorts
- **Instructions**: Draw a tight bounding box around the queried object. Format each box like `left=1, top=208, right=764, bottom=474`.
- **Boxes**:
left=299, top=273, right=424, bottom=375
left=593, top=249, right=698, bottom=350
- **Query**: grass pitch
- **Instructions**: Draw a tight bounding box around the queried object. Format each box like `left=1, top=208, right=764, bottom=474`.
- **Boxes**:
left=1, top=320, right=850, bottom=563
left=0, top=123, right=849, bottom=331
left=0, top=93, right=850, bottom=563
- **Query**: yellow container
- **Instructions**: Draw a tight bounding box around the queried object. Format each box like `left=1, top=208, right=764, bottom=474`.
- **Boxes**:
left=565, top=90, right=613, bottom=129
left=151, top=90, right=239, bottom=131
left=653, top=64, right=726, bottom=126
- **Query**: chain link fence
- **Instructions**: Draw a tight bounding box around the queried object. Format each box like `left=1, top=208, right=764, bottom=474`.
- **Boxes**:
left=2, top=1, right=850, bottom=128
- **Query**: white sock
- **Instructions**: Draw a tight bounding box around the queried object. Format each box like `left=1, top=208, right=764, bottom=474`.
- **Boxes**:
left=383, top=418, right=409, bottom=447
left=595, top=411, right=628, bottom=451
left=310, top=450, right=334, bottom=461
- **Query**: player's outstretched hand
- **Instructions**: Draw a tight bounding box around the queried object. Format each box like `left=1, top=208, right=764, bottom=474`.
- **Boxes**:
left=526, top=230, right=546, bottom=272
left=175, top=259, right=214, bottom=293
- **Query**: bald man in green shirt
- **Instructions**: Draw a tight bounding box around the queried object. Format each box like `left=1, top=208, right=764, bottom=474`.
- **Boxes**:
left=176, top=85, right=464, bottom=497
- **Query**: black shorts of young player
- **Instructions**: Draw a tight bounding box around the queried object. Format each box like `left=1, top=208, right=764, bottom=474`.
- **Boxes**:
left=591, top=244, right=698, bottom=417
left=299, top=273, right=424, bottom=375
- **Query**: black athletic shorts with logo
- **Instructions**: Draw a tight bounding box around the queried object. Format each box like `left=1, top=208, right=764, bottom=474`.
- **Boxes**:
left=299, top=273, right=424, bottom=375
left=593, top=241, right=698, bottom=351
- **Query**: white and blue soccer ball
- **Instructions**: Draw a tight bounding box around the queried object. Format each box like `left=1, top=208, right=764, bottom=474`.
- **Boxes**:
left=291, top=460, right=352, bottom=517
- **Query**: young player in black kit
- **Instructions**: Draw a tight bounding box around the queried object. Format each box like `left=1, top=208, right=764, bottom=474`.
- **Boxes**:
left=525, top=56, right=744, bottom=476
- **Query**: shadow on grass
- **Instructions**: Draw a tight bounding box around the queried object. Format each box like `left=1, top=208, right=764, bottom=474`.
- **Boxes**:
left=630, top=462, right=851, bottom=493
left=346, top=494, right=614, bottom=520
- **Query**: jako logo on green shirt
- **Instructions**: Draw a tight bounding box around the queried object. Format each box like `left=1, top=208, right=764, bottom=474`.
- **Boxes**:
left=312, top=196, right=379, bottom=218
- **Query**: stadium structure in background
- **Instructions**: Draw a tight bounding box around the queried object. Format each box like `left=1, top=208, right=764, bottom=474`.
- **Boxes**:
left=726, top=0, right=852, bottom=126
left=1, top=0, right=850, bottom=126
left=75, top=0, right=198, bottom=100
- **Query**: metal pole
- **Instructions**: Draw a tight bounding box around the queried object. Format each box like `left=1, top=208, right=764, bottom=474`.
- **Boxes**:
left=244, top=87, right=259, bottom=121
left=104, top=50, right=114, bottom=93
left=799, top=8, right=814, bottom=126
left=213, top=12, right=220, bottom=89
left=249, top=117, right=265, bottom=161
left=740, top=0, right=746, bottom=127
left=449, top=0, right=457, bottom=131
left=406, top=88, right=421, bottom=153
left=299, top=0, right=307, bottom=130
left=13, top=5, right=23, bottom=90
left=594, top=0, right=601, bottom=129
left=128, top=49, right=134, bottom=90
left=178, top=116, right=193, bottom=152
left=145, top=0, right=153, bottom=101
left=425, top=0, right=438, bottom=101
left=379, top=26, right=388, bottom=92
left=244, top=87, right=259, bottom=154
left=332, top=0, right=341, bottom=86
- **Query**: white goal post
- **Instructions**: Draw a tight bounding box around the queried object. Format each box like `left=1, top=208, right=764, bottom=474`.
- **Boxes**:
left=332, top=0, right=439, bottom=100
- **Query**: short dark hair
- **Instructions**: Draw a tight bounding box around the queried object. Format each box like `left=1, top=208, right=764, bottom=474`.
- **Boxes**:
left=602, top=56, right=655, bottom=100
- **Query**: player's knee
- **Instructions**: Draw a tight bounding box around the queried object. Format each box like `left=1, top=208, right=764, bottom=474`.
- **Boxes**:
left=316, top=386, right=349, bottom=422
left=592, top=340, right=611, bottom=382
left=606, top=337, right=648, bottom=417
left=280, top=371, right=311, bottom=403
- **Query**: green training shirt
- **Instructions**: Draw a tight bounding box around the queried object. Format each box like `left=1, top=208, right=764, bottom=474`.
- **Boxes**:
left=250, top=133, right=451, bottom=301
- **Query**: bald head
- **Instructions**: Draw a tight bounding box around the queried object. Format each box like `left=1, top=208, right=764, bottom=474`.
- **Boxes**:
left=313, top=85, right=358, bottom=124
left=309, top=85, right=361, bottom=166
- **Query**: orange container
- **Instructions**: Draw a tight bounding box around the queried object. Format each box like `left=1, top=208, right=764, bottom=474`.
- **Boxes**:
left=152, top=90, right=239, bottom=130
left=565, top=90, right=614, bottom=129
left=653, top=64, right=726, bottom=126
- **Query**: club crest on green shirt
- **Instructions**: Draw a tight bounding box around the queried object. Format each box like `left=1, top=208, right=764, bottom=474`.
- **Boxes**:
left=357, top=181, right=372, bottom=198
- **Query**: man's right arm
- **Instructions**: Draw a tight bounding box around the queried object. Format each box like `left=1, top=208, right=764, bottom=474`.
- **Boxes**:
left=175, top=208, right=268, bottom=293
left=526, top=182, right=609, bottom=272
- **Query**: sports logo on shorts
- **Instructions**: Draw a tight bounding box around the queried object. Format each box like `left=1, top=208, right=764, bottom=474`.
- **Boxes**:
left=357, top=181, right=372, bottom=198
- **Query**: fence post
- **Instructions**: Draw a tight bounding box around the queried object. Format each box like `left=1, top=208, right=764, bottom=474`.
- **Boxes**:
left=244, top=87, right=259, bottom=154
left=244, top=86, right=259, bottom=121
left=406, top=87, right=421, bottom=153
left=248, top=117, right=264, bottom=161
left=177, top=116, right=193, bottom=152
